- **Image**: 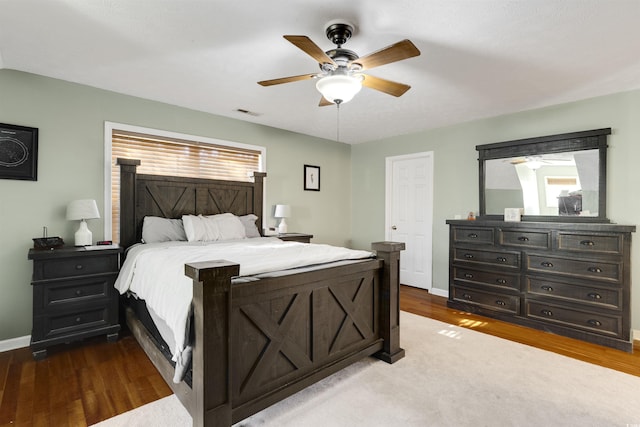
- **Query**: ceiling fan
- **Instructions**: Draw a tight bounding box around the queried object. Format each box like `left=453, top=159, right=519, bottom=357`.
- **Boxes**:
left=258, top=21, right=421, bottom=106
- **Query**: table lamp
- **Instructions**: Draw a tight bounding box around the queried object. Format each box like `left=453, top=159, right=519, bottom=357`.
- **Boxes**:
left=274, top=204, right=291, bottom=234
left=66, top=199, right=100, bottom=246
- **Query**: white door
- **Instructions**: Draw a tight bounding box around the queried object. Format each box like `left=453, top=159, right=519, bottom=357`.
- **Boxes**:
left=385, top=152, right=434, bottom=290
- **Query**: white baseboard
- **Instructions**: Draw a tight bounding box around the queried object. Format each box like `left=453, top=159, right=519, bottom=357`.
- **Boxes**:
left=0, top=335, right=30, bottom=353
left=429, top=287, right=449, bottom=298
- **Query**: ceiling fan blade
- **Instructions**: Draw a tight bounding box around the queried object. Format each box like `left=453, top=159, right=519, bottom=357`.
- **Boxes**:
left=284, top=35, right=336, bottom=66
left=258, top=73, right=317, bottom=86
left=361, top=74, right=411, bottom=97
left=319, top=96, right=333, bottom=107
left=353, top=39, right=420, bottom=71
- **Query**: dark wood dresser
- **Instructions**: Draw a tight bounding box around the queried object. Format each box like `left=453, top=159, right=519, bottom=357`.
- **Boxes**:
left=446, top=220, right=635, bottom=352
left=28, top=245, right=122, bottom=359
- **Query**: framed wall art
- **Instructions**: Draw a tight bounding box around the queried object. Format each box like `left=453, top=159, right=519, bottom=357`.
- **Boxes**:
left=0, top=123, right=38, bottom=181
left=304, top=164, right=320, bottom=191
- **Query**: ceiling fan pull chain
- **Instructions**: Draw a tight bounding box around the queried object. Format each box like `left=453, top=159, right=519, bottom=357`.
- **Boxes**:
left=336, top=100, right=341, bottom=142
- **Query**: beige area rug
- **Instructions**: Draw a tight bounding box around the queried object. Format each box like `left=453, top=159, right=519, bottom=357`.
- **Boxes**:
left=93, top=311, right=640, bottom=426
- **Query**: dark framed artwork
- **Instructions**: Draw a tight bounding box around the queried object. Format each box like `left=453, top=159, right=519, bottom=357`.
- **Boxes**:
left=304, top=164, right=320, bottom=191
left=0, top=123, right=38, bottom=181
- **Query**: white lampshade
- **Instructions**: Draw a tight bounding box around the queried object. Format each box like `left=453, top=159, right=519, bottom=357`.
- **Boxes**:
left=316, top=74, right=362, bottom=104
left=66, top=199, right=100, bottom=246
left=274, top=204, right=291, bottom=234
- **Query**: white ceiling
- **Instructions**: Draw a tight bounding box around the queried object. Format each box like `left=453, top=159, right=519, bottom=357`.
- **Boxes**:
left=1, top=1, right=640, bottom=144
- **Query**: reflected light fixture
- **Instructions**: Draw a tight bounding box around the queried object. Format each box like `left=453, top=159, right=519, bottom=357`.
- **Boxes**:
left=316, top=74, right=363, bottom=104
left=66, top=199, right=100, bottom=246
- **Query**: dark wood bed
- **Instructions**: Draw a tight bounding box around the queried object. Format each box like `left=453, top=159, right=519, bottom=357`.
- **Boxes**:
left=117, top=158, right=405, bottom=427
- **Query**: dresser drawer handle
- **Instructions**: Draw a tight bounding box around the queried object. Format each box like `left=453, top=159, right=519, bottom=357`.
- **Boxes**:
left=75, top=290, right=82, bottom=297
left=587, top=267, right=603, bottom=273
left=468, top=233, right=478, bottom=239
left=517, top=236, right=529, bottom=242
left=75, top=317, right=82, bottom=323
left=495, top=300, right=506, bottom=306
left=587, top=319, right=602, bottom=327
left=580, top=240, right=595, bottom=246
left=540, top=262, right=554, bottom=268
left=464, top=253, right=474, bottom=259
left=464, top=273, right=474, bottom=279
left=541, top=309, right=553, bottom=317
left=496, top=257, right=507, bottom=262
left=462, top=293, right=473, bottom=300
left=587, top=292, right=602, bottom=300
left=541, top=285, right=554, bottom=292
left=75, top=264, right=84, bottom=270
left=496, top=278, right=507, bottom=285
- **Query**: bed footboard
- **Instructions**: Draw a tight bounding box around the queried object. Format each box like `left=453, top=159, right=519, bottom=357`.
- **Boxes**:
left=184, top=241, right=405, bottom=427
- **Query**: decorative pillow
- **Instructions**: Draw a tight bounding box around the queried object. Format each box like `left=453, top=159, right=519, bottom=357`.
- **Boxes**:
left=141, top=216, right=187, bottom=243
left=182, top=213, right=246, bottom=242
left=238, top=214, right=261, bottom=238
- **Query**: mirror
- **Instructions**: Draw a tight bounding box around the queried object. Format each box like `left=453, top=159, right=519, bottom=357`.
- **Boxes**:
left=478, top=128, right=610, bottom=222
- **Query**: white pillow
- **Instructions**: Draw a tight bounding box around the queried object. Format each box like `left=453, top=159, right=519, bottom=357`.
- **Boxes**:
left=182, top=213, right=246, bottom=242
left=238, top=214, right=261, bottom=238
left=141, top=216, right=187, bottom=243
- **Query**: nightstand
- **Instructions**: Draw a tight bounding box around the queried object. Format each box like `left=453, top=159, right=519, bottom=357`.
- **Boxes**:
left=278, top=233, right=314, bottom=243
left=28, top=245, right=122, bottom=360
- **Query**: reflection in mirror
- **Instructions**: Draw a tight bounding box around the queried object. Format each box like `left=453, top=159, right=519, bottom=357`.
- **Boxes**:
left=485, top=150, right=599, bottom=216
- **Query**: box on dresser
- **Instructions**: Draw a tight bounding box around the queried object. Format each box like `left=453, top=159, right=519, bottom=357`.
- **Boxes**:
left=28, top=245, right=122, bottom=360
left=446, top=219, right=635, bottom=352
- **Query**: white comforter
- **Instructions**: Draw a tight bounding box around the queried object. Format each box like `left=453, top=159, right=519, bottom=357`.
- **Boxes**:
left=114, top=237, right=373, bottom=378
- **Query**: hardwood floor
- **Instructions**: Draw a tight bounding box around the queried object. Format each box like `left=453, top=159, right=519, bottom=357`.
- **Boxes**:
left=2, top=286, right=639, bottom=426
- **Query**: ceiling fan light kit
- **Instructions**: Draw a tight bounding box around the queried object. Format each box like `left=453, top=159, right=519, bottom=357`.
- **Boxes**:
left=258, top=21, right=420, bottom=106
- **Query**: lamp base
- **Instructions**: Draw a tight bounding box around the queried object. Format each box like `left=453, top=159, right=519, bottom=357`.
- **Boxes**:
left=74, top=219, right=93, bottom=246
left=278, top=218, right=288, bottom=234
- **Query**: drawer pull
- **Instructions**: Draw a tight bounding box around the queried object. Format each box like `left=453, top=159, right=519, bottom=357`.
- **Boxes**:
left=587, top=292, right=602, bottom=300
left=580, top=240, right=595, bottom=246
left=587, top=319, right=602, bottom=327
left=495, top=300, right=506, bottom=306
left=75, top=317, right=82, bottom=323
left=496, top=278, right=507, bottom=285
left=468, top=233, right=478, bottom=239
left=587, top=266, right=603, bottom=273
left=462, top=293, right=473, bottom=300
left=464, top=253, right=474, bottom=259
left=540, top=262, right=554, bottom=268
left=75, top=290, right=82, bottom=297
left=541, top=309, right=553, bottom=317
left=517, top=236, right=529, bottom=242
left=464, top=273, right=474, bottom=279
left=541, top=285, right=554, bottom=292
left=75, top=264, right=84, bottom=270
left=496, top=257, right=507, bottom=262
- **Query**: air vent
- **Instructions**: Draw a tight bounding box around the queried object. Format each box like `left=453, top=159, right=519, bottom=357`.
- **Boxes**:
left=235, top=108, right=261, bottom=117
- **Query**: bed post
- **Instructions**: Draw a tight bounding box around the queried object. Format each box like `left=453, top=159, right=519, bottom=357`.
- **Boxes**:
left=117, top=158, right=141, bottom=249
left=371, top=241, right=406, bottom=364
left=252, top=172, right=266, bottom=236
left=185, top=260, right=240, bottom=427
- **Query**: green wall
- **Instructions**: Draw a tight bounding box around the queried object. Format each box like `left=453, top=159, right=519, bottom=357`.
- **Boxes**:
left=351, top=89, right=640, bottom=330
left=0, top=70, right=351, bottom=341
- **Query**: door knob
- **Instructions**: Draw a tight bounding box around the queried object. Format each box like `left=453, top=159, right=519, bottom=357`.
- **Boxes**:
left=391, top=226, right=397, bottom=230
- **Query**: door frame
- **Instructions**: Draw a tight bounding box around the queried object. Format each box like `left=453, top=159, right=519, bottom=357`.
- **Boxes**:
left=385, top=151, right=435, bottom=292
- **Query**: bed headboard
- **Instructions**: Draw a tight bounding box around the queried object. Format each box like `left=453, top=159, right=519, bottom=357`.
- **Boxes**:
left=117, top=158, right=266, bottom=249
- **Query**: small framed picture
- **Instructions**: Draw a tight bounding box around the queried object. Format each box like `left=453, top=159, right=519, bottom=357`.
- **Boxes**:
left=504, top=208, right=522, bottom=222
left=304, top=164, right=320, bottom=191
left=0, top=123, right=38, bottom=181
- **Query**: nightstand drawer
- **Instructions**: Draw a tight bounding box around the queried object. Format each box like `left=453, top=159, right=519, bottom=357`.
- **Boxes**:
left=33, top=305, right=111, bottom=341
left=34, top=275, right=115, bottom=310
left=34, top=254, right=119, bottom=280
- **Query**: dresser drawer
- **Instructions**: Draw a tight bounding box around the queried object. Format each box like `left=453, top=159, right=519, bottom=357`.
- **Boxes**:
left=452, top=286, right=519, bottom=314
left=34, top=254, right=119, bottom=280
left=557, top=232, right=623, bottom=255
left=453, top=247, right=520, bottom=268
left=32, top=305, right=111, bottom=341
left=526, top=277, right=622, bottom=309
left=500, top=229, right=551, bottom=249
left=453, top=267, right=520, bottom=290
left=33, top=275, right=115, bottom=311
left=452, top=227, right=494, bottom=245
left=525, top=300, right=622, bottom=338
left=526, top=254, right=621, bottom=283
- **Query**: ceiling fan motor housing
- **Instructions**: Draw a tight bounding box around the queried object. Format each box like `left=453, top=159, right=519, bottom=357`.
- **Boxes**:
left=325, top=22, right=354, bottom=47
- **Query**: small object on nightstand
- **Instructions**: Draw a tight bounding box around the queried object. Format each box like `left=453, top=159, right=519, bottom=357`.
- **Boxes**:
left=32, top=226, right=64, bottom=250
left=28, top=245, right=122, bottom=360
left=278, top=233, right=313, bottom=243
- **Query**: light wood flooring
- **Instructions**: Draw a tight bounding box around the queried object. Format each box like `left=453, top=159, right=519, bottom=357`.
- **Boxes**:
left=1, top=286, right=639, bottom=426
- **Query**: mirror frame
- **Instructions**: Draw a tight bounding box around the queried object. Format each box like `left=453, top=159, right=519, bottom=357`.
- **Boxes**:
left=477, top=128, right=611, bottom=223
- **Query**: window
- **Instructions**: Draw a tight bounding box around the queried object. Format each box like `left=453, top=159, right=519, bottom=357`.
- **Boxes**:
left=544, top=176, right=580, bottom=208
left=104, top=122, right=265, bottom=243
